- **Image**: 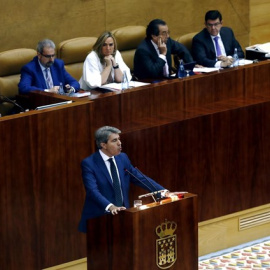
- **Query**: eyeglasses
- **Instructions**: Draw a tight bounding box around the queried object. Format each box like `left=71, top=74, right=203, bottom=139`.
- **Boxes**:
left=160, top=31, right=170, bottom=37
left=40, top=53, right=55, bottom=58
left=206, top=22, right=221, bottom=28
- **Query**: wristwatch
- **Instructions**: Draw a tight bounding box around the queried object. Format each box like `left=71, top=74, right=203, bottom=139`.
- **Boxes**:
left=113, top=64, right=119, bottom=69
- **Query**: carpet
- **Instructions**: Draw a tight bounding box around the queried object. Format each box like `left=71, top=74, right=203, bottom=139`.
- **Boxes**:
left=199, top=236, right=270, bottom=269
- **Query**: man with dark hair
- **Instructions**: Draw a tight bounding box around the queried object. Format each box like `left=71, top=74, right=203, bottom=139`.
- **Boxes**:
left=192, top=10, right=244, bottom=67
left=133, top=19, right=193, bottom=80
left=18, top=39, right=80, bottom=94
left=78, top=126, right=169, bottom=233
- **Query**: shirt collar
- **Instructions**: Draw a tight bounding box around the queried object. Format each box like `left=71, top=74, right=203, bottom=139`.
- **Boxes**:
left=151, top=40, right=159, bottom=54
left=38, top=60, right=47, bottom=72
left=211, top=33, right=221, bottom=40
left=99, top=149, right=114, bottom=162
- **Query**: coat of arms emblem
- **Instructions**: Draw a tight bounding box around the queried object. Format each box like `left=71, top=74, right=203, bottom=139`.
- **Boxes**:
left=156, top=220, right=177, bottom=269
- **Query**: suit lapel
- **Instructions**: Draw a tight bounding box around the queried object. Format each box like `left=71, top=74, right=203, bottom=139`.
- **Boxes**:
left=93, top=152, right=113, bottom=186
left=34, top=57, right=48, bottom=89
left=115, top=155, right=125, bottom=188
left=205, top=31, right=216, bottom=55
left=50, top=65, right=57, bottom=86
left=203, top=29, right=218, bottom=58
left=146, top=39, right=160, bottom=59
left=220, top=29, right=230, bottom=55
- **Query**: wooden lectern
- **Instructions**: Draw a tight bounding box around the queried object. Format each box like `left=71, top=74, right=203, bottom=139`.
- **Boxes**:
left=86, top=193, right=198, bottom=270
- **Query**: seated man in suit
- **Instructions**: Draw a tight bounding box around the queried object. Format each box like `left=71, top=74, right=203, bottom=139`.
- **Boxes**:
left=18, top=39, right=80, bottom=94
left=78, top=126, right=170, bottom=233
left=133, top=19, right=193, bottom=80
left=192, top=10, right=244, bottom=68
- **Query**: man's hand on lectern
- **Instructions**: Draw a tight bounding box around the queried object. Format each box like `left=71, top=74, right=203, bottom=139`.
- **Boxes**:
left=109, top=205, right=126, bottom=215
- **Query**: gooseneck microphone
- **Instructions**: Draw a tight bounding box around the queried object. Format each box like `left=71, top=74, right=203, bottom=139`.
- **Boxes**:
left=125, top=168, right=164, bottom=202
left=138, top=190, right=164, bottom=200
left=135, top=167, right=160, bottom=194
left=0, top=94, right=25, bottom=112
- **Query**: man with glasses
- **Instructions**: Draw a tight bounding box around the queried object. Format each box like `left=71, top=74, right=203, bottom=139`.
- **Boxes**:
left=19, top=39, right=80, bottom=94
left=134, top=19, right=193, bottom=80
left=192, top=10, right=244, bottom=68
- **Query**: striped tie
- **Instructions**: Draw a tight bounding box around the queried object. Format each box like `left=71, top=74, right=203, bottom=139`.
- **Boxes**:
left=45, top=68, right=53, bottom=89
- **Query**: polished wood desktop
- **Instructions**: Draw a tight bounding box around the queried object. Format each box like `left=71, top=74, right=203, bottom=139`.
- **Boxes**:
left=1, top=60, right=270, bottom=269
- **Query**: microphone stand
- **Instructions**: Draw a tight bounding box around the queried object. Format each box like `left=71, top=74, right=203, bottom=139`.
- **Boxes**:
left=125, top=169, right=162, bottom=202
left=0, top=94, right=25, bottom=113
left=138, top=190, right=165, bottom=202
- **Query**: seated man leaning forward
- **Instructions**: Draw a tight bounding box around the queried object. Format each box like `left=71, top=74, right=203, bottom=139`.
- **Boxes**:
left=18, top=39, right=80, bottom=94
left=192, top=10, right=244, bottom=68
left=133, top=18, right=194, bottom=80
left=79, top=31, right=132, bottom=90
left=78, top=126, right=170, bottom=233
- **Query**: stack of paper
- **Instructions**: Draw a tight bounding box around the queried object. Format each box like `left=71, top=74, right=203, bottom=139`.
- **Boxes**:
left=70, top=91, right=91, bottom=97
left=101, top=81, right=150, bottom=92
left=193, top=67, right=220, bottom=73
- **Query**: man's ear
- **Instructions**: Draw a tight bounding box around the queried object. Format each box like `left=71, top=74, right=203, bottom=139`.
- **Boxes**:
left=100, top=142, right=106, bottom=149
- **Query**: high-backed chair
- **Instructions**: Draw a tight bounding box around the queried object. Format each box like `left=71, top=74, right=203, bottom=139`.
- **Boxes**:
left=57, top=37, right=97, bottom=81
left=0, top=48, right=36, bottom=116
left=111, top=26, right=146, bottom=72
left=174, top=32, right=197, bottom=69
left=175, top=32, right=197, bottom=53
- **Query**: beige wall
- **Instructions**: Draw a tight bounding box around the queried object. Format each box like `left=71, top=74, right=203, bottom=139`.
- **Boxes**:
left=250, top=0, right=270, bottom=45
left=0, top=0, right=250, bottom=52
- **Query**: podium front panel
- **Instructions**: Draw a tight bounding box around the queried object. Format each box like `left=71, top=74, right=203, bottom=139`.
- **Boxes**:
left=87, top=194, right=198, bottom=270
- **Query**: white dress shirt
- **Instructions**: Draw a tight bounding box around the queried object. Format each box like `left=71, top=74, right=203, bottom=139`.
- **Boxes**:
left=211, top=34, right=227, bottom=68
left=79, top=50, right=132, bottom=90
left=99, top=150, right=123, bottom=211
left=151, top=40, right=169, bottom=77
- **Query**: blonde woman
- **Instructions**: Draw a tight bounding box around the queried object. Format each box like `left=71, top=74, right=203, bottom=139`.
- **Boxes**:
left=80, top=31, right=131, bottom=90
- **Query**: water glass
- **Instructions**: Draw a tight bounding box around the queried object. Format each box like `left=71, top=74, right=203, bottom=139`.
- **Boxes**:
left=134, top=200, right=142, bottom=208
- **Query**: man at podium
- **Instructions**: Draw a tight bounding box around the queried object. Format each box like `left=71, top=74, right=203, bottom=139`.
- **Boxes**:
left=78, top=126, right=167, bottom=233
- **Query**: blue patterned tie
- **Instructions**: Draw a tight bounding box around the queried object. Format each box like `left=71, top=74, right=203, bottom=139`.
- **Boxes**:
left=108, top=158, right=123, bottom=206
left=214, top=36, right=222, bottom=57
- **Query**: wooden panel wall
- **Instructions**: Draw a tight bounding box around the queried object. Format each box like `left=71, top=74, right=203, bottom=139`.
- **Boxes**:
left=2, top=62, right=270, bottom=269
left=0, top=0, right=249, bottom=52
left=0, top=102, right=93, bottom=269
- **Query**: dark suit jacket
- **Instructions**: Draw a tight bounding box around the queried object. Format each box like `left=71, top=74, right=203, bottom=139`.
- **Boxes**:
left=192, top=27, right=244, bottom=67
left=133, top=38, right=193, bottom=80
left=18, top=56, right=80, bottom=94
left=78, top=151, right=165, bottom=233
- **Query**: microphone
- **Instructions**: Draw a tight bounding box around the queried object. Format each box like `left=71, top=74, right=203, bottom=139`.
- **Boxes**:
left=0, top=94, right=25, bottom=113
left=125, top=168, right=163, bottom=202
left=138, top=190, right=164, bottom=199
left=135, top=167, right=160, bottom=195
